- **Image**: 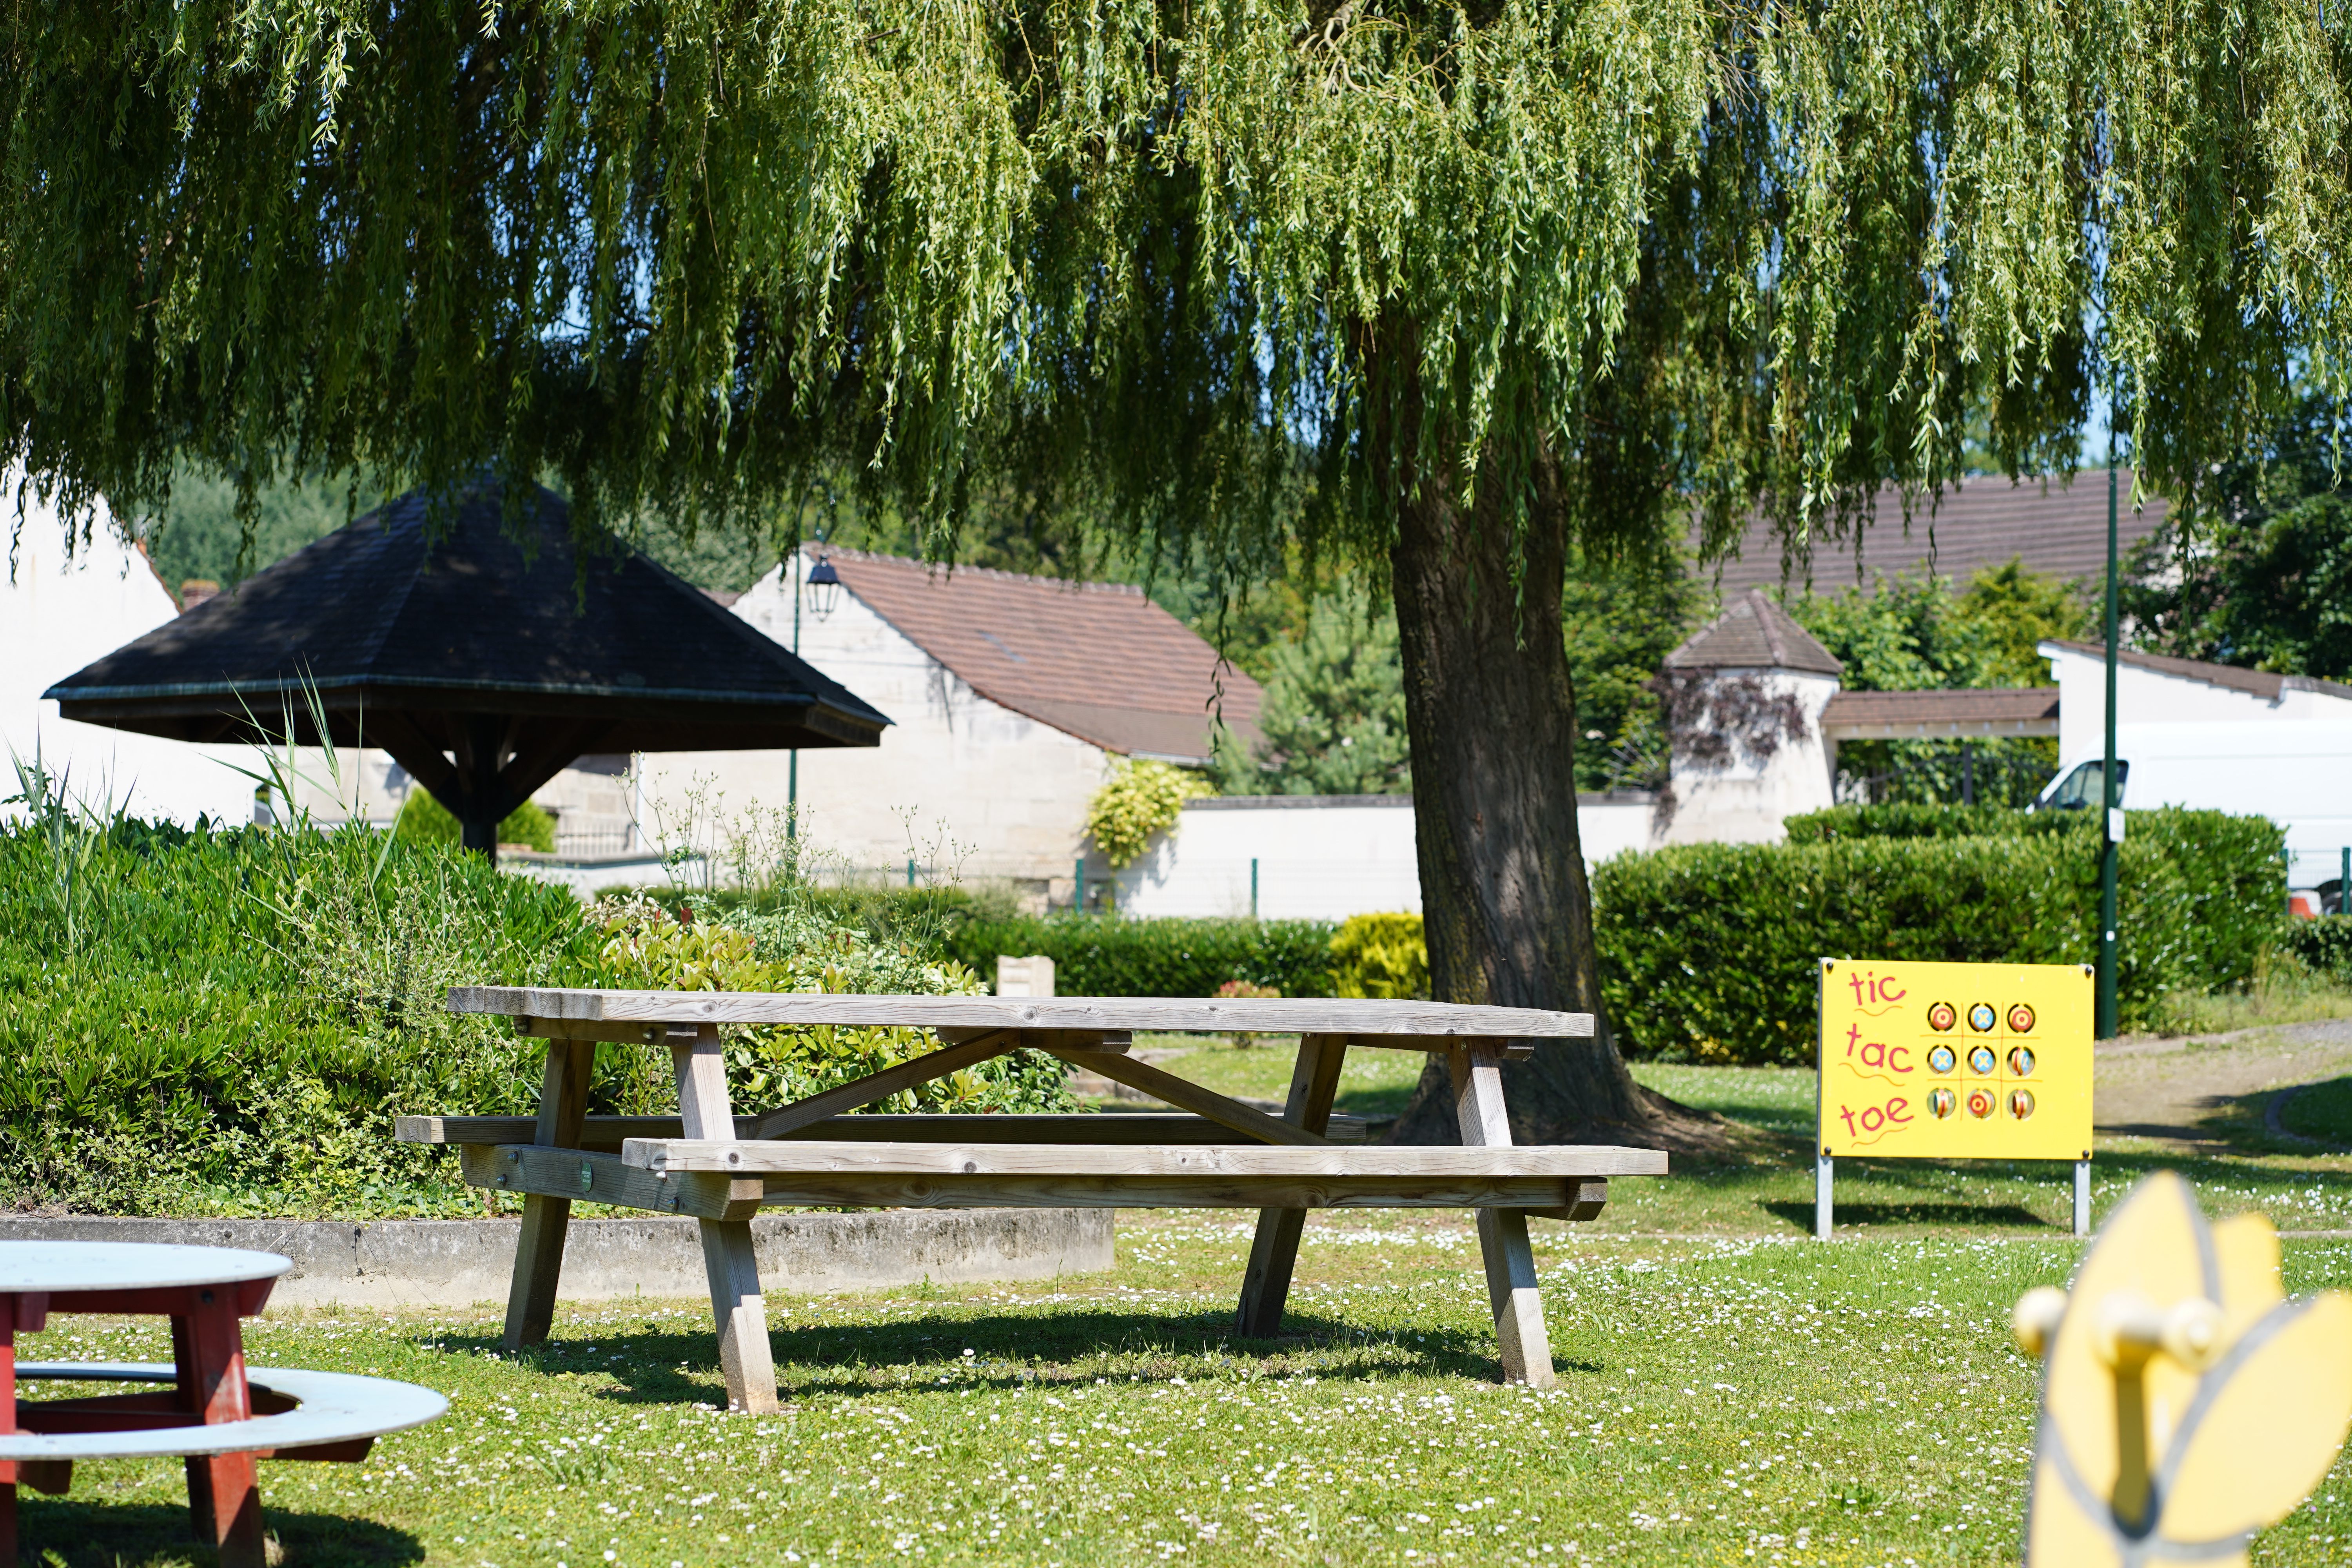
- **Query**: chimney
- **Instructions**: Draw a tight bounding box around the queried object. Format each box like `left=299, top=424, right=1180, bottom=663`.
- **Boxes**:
left=180, top=579, right=220, bottom=612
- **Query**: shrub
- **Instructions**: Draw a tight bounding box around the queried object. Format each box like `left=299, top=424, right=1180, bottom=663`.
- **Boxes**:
left=0, top=815, right=598, bottom=1216
left=0, top=804, right=1068, bottom=1218
left=393, top=789, right=556, bottom=853
left=947, top=916, right=1339, bottom=998
left=2282, top=916, right=2352, bottom=985
left=1593, top=807, right=2285, bottom=1063
left=1329, top=913, right=1429, bottom=1000
left=1084, top=760, right=1214, bottom=867
left=593, top=894, right=1073, bottom=1115
left=1781, top=803, right=2082, bottom=842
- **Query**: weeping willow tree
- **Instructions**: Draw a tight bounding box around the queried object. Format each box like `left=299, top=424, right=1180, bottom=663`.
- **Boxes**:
left=5, top=0, right=2348, bottom=1142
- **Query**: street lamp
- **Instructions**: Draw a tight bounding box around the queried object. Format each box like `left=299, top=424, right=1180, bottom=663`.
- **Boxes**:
left=806, top=554, right=844, bottom=619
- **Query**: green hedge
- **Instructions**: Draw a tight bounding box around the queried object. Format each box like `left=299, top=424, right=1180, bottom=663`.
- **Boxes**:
left=947, top=916, right=1340, bottom=998
left=0, top=815, right=1067, bottom=1217
left=0, top=817, right=597, bottom=1216
left=2283, top=916, right=2352, bottom=984
left=1782, top=803, right=2084, bottom=841
left=1593, top=808, right=2285, bottom=1063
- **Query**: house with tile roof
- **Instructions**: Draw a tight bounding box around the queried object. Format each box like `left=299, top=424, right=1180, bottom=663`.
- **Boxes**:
left=1703, top=470, right=2168, bottom=598
left=621, top=547, right=1264, bottom=900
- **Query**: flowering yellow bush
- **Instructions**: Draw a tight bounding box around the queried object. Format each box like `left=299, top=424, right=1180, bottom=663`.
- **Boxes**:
left=1084, top=760, right=1214, bottom=869
left=1329, top=912, right=1429, bottom=1000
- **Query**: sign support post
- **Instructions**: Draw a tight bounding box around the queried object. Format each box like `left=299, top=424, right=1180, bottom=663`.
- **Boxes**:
left=1815, top=1154, right=1833, bottom=1240
left=2074, top=1158, right=2092, bottom=1236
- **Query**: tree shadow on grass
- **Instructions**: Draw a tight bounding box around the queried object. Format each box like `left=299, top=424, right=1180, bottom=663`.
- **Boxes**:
left=432, top=1308, right=1610, bottom=1408
left=1760, top=1198, right=2056, bottom=1232
left=16, top=1497, right=422, bottom=1566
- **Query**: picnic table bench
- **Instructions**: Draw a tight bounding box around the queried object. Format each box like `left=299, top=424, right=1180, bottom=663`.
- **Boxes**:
left=400, top=989, right=1668, bottom=1411
left=0, top=1241, right=448, bottom=1568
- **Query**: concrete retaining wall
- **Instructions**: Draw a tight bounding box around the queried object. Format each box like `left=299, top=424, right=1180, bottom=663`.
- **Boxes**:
left=0, top=1209, right=1115, bottom=1310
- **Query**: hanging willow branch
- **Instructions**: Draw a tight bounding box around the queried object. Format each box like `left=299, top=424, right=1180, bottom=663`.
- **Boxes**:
left=0, top=0, right=2344, bottom=575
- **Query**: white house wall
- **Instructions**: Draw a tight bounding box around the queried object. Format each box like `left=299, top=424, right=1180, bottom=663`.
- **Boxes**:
left=2044, top=642, right=2352, bottom=765
left=1114, top=798, right=1423, bottom=918
left=2, top=503, right=251, bottom=827
left=1113, top=793, right=1663, bottom=921
left=636, top=556, right=1111, bottom=887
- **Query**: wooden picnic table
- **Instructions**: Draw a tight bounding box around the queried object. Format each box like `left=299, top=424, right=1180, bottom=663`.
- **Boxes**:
left=0, top=1241, right=446, bottom=1568
left=401, top=989, right=1668, bottom=1412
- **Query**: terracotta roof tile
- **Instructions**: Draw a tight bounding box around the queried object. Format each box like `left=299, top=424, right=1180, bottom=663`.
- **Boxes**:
left=1703, top=470, right=2170, bottom=594
left=826, top=549, right=1262, bottom=764
left=1821, top=687, right=2061, bottom=737
left=1664, top=588, right=1844, bottom=675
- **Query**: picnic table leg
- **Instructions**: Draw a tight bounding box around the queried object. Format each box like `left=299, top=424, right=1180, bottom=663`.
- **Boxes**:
left=1235, top=1034, right=1347, bottom=1337
left=174, top=1291, right=266, bottom=1568
left=1451, top=1044, right=1557, bottom=1388
left=503, top=1038, right=593, bottom=1352
left=673, top=1026, right=779, bottom=1416
left=1, top=1291, right=36, bottom=1564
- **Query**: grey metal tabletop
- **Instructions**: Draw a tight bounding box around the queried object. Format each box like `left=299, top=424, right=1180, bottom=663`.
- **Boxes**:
left=0, top=1241, right=292, bottom=1294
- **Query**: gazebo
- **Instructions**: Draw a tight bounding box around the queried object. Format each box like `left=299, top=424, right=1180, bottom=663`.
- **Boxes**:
left=45, top=478, right=890, bottom=856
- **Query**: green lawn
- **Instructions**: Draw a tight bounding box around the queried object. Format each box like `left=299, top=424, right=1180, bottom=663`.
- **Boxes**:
left=17, top=1050, right=2352, bottom=1566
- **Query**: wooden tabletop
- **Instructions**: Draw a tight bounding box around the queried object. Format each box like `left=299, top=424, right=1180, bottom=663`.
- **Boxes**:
left=0, top=1241, right=291, bottom=1294
left=450, top=987, right=1596, bottom=1038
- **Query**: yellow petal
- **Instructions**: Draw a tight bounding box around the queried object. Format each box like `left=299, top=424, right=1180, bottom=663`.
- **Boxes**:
left=2155, top=1291, right=2352, bottom=1543
left=2209, top=1210, right=2284, bottom=1336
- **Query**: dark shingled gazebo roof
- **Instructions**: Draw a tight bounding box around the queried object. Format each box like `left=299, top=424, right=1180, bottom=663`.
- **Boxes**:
left=45, top=478, right=890, bottom=853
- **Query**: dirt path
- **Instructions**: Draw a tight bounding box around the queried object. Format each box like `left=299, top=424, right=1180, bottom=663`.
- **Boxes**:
left=2096, top=1018, right=2352, bottom=1146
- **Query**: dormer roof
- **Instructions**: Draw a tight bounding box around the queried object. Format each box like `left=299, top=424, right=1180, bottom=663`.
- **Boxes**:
left=1664, top=588, right=1844, bottom=677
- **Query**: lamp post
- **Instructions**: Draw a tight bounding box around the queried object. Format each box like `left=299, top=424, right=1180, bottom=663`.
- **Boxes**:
left=2099, top=425, right=2121, bottom=1039
left=787, top=543, right=845, bottom=840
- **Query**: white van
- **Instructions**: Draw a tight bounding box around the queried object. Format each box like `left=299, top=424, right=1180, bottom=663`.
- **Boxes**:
left=2037, top=721, right=2352, bottom=904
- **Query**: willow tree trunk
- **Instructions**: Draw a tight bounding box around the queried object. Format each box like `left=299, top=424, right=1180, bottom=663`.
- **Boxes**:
left=1373, top=399, right=1720, bottom=1149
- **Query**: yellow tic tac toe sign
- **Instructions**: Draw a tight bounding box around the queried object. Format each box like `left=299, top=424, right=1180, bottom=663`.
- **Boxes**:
left=1818, top=959, right=2094, bottom=1162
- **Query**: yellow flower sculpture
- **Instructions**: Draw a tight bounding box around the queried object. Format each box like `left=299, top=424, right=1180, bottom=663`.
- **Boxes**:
left=2013, top=1171, right=2352, bottom=1566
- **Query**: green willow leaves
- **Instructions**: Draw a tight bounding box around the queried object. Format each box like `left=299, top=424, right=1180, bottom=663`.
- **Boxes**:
left=2, top=0, right=2345, bottom=569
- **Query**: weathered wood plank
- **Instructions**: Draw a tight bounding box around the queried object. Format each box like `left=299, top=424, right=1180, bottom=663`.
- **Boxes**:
left=461, top=1143, right=1589, bottom=1210
left=399, top=1112, right=1374, bottom=1147
left=671, top=1025, right=779, bottom=1417
left=458, top=1145, right=764, bottom=1220
left=502, top=1038, right=590, bottom=1352
left=1343, top=1034, right=1535, bottom=1060
left=938, top=1028, right=1134, bottom=1053
left=1523, top=1178, right=1612, bottom=1223
left=516, top=1016, right=668, bottom=1045
left=452, top=987, right=1594, bottom=1039
left=1451, top=1044, right=1555, bottom=1388
left=744, top=1032, right=1022, bottom=1139
left=737, top=1174, right=1587, bottom=1209
left=619, top=1139, right=1667, bottom=1177
left=1236, top=1034, right=1348, bottom=1336
left=1041, top=1051, right=1331, bottom=1147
